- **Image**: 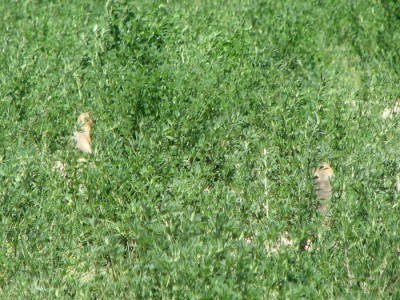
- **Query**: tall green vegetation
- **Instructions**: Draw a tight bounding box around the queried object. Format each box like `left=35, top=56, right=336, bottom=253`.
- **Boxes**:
left=0, top=0, right=399, bottom=298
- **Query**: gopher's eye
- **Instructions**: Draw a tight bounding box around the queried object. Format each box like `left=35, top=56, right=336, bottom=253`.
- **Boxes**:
left=319, top=166, right=325, bottom=170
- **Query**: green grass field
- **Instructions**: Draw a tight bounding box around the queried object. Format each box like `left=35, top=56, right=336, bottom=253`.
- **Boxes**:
left=1, top=0, right=400, bottom=298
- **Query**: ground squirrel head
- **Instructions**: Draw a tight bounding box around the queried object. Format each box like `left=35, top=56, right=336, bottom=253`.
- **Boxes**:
left=313, top=163, right=334, bottom=182
left=77, top=112, right=93, bottom=127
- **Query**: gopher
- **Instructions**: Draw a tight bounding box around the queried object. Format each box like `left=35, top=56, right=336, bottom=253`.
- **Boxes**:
left=313, top=163, right=334, bottom=222
left=74, top=112, right=93, bottom=154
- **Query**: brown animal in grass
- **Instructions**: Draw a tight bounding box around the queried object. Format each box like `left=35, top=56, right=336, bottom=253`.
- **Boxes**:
left=74, top=112, right=93, bottom=154
left=313, top=163, right=334, bottom=223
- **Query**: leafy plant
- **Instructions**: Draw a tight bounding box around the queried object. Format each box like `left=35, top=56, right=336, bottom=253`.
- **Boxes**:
left=0, top=0, right=399, bottom=298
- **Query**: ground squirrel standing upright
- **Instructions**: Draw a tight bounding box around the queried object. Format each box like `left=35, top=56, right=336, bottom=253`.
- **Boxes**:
left=313, top=163, right=334, bottom=222
left=74, top=112, right=93, bottom=154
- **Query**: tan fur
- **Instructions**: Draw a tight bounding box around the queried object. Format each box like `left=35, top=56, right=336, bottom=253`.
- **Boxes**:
left=382, top=100, right=400, bottom=119
left=313, top=163, right=334, bottom=222
left=74, top=112, right=93, bottom=154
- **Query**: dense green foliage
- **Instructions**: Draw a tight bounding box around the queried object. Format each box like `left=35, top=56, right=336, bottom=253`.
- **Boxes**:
left=1, top=0, right=400, bottom=298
